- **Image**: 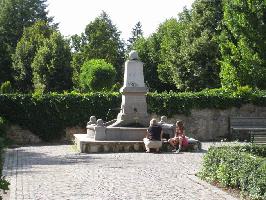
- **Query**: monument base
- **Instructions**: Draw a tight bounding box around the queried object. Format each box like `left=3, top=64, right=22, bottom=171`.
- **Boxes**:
left=108, top=113, right=149, bottom=127
left=74, top=134, right=145, bottom=153
left=74, top=134, right=202, bottom=153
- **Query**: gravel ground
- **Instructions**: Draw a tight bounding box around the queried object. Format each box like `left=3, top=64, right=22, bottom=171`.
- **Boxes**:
left=1, top=142, right=239, bottom=200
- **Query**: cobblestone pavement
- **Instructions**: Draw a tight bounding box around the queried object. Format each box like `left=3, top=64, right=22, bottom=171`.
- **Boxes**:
left=2, top=143, right=239, bottom=200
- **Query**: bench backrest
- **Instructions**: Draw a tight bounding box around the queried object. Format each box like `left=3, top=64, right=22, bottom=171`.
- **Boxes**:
left=230, top=117, right=266, bottom=128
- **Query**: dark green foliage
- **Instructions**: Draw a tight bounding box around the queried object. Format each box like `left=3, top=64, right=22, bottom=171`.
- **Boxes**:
left=0, top=89, right=266, bottom=141
left=13, top=21, right=71, bottom=93
left=12, top=21, right=54, bottom=92
left=0, top=93, right=121, bottom=141
left=147, top=88, right=266, bottom=117
left=127, top=21, right=143, bottom=51
left=0, top=39, right=12, bottom=85
left=0, top=0, right=52, bottom=49
left=0, top=117, right=10, bottom=195
left=31, top=31, right=73, bottom=93
left=133, top=35, right=176, bottom=92
left=0, top=81, right=12, bottom=94
left=0, top=117, right=6, bottom=138
left=79, top=59, right=116, bottom=92
left=170, top=0, right=222, bottom=91
left=0, top=0, right=54, bottom=87
left=219, top=0, right=266, bottom=90
left=199, top=145, right=266, bottom=200
left=156, top=18, right=182, bottom=87
left=72, top=11, right=125, bottom=84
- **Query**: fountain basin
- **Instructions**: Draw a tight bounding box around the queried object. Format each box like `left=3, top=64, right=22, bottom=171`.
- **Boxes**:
left=74, top=134, right=201, bottom=153
left=74, top=134, right=145, bottom=153
left=87, top=127, right=147, bottom=141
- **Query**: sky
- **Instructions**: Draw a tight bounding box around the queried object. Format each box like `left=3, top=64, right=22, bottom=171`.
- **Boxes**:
left=46, top=0, right=195, bottom=41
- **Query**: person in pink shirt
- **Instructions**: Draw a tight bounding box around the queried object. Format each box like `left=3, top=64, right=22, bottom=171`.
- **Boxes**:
left=168, top=120, right=188, bottom=153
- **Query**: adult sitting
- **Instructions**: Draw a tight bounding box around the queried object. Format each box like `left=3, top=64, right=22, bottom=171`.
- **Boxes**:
left=143, top=118, right=163, bottom=153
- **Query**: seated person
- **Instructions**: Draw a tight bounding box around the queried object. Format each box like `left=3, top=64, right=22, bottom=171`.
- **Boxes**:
left=168, top=120, right=188, bottom=153
left=143, top=119, right=163, bottom=153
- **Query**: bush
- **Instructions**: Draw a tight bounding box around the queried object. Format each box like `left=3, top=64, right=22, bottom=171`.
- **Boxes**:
left=0, top=81, right=12, bottom=94
left=0, top=89, right=266, bottom=141
left=199, top=145, right=266, bottom=200
left=0, top=92, right=121, bottom=141
left=79, top=59, right=116, bottom=92
left=0, top=117, right=10, bottom=196
left=147, top=88, right=266, bottom=116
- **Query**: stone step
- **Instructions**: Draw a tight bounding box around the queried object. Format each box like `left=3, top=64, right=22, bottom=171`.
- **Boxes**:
left=74, top=134, right=201, bottom=153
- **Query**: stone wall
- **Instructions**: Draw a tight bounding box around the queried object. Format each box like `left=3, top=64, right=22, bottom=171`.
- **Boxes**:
left=5, top=104, right=266, bottom=144
left=65, top=126, right=86, bottom=141
left=152, top=104, right=266, bottom=141
left=6, top=125, right=41, bottom=144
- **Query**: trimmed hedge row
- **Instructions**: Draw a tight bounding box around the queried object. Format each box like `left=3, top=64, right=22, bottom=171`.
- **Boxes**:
left=0, top=89, right=265, bottom=141
left=199, top=145, right=266, bottom=200
left=0, top=117, right=10, bottom=195
left=147, top=88, right=266, bottom=116
left=0, top=93, right=121, bottom=141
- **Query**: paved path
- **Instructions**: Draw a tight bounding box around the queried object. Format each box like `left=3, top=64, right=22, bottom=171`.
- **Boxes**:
left=2, top=143, right=238, bottom=200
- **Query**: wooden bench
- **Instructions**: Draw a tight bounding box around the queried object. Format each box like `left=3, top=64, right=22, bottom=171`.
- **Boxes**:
left=250, top=131, right=266, bottom=144
left=230, top=117, right=266, bottom=141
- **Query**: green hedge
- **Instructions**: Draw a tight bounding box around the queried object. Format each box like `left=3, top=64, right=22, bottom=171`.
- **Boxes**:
left=0, top=117, right=10, bottom=195
left=0, top=89, right=266, bottom=141
left=0, top=93, right=121, bottom=141
left=147, top=88, right=266, bottom=116
left=199, top=145, right=266, bottom=200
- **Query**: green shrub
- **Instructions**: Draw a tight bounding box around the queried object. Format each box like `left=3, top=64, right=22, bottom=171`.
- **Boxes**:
left=0, top=117, right=7, bottom=143
left=0, top=93, right=121, bottom=141
left=0, top=89, right=266, bottom=141
left=199, top=145, right=266, bottom=200
left=0, top=117, right=10, bottom=195
left=147, top=89, right=266, bottom=116
left=0, top=81, right=12, bottom=94
left=79, top=59, right=116, bottom=92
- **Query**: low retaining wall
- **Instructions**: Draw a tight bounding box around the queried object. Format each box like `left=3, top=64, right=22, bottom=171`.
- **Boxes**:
left=5, top=104, right=266, bottom=144
left=151, top=104, right=266, bottom=141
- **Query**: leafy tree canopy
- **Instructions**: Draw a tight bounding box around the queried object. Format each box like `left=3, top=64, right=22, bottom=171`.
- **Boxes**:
left=32, top=31, right=73, bottom=93
left=72, top=11, right=125, bottom=86
left=170, top=1, right=223, bottom=91
left=12, top=20, right=55, bottom=92
left=127, top=21, right=143, bottom=52
left=219, top=0, right=266, bottom=90
left=0, top=0, right=54, bottom=86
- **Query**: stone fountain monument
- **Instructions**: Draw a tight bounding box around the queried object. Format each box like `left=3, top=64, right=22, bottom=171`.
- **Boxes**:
left=74, top=51, right=201, bottom=153
left=109, top=50, right=149, bottom=127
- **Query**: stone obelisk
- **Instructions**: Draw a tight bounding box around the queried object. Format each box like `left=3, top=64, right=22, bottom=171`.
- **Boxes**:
left=109, top=51, right=149, bottom=127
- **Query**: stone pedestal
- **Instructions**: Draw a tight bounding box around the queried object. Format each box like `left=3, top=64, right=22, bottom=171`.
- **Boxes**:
left=109, top=51, right=149, bottom=127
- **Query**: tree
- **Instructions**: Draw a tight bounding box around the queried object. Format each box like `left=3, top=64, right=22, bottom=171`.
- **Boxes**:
left=133, top=35, right=176, bottom=92
left=72, top=11, right=125, bottom=85
left=12, top=21, right=54, bottom=92
left=156, top=18, right=182, bottom=87
left=0, top=0, right=54, bottom=87
left=70, top=33, right=86, bottom=53
left=127, top=21, right=143, bottom=51
left=70, top=33, right=87, bottom=88
left=170, top=1, right=223, bottom=91
left=0, top=38, right=12, bottom=85
left=79, top=59, right=116, bottom=92
left=0, top=0, right=52, bottom=48
left=31, top=32, right=72, bottom=93
left=219, top=0, right=266, bottom=90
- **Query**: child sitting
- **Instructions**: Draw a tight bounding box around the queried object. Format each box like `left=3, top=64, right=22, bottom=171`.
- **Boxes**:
left=168, top=120, right=188, bottom=153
